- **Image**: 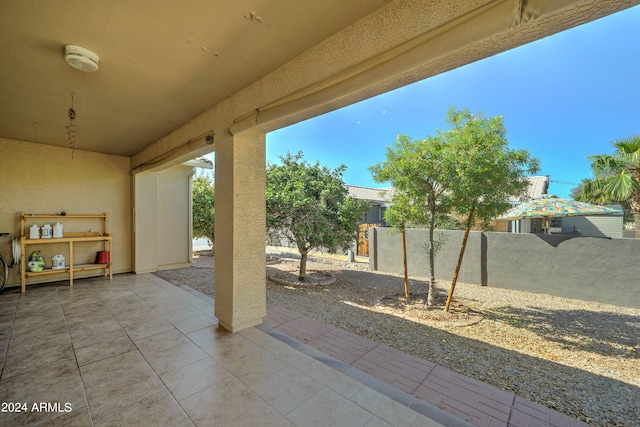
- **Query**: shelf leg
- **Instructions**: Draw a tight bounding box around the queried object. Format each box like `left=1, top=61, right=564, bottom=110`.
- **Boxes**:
left=21, top=242, right=26, bottom=293
left=69, top=241, right=74, bottom=286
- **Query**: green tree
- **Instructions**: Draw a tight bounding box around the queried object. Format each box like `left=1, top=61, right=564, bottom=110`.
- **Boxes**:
left=576, top=136, right=640, bottom=237
left=441, top=107, right=539, bottom=311
left=369, top=134, right=454, bottom=306
left=192, top=172, right=215, bottom=248
left=266, top=152, right=369, bottom=281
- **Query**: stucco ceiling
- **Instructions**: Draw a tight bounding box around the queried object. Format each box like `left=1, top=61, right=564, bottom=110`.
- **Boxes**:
left=0, top=0, right=391, bottom=156
left=1, top=1, right=637, bottom=161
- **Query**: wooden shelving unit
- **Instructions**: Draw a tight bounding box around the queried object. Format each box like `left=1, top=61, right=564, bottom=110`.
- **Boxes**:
left=20, top=213, right=112, bottom=293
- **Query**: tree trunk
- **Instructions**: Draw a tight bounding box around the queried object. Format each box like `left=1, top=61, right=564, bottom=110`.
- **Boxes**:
left=299, top=249, right=308, bottom=281
left=634, top=212, right=640, bottom=239
left=427, top=212, right=436, bottom=307
left=445, top=203, right=476, bottom=312
left=401, top=223, right=410, bottom=302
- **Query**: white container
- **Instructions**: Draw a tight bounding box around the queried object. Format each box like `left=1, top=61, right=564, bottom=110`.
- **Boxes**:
left=53, top=222, right=64, bottom=238
left=29, top=224, right=40, bottom=239
left=52, top=254, right=65, bottom=270
left=41, top=224, right=52, bottom=238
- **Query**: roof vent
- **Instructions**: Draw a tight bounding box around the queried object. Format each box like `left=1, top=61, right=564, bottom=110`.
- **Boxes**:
left=64, top=45, right=99, bottom=72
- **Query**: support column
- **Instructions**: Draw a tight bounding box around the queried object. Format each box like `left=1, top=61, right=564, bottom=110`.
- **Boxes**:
left=214, top=130, right=266, bottom=332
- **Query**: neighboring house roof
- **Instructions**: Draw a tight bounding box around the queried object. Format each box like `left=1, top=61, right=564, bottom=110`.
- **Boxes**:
left=347, top=185, right=393, bottom=204
left=348, top=175, right=549, bottom=205
left=521, top=175, right=549, bottom=201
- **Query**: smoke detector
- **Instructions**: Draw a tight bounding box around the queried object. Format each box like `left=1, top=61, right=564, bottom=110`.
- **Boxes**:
left=64, top=45, right=99, bottom=72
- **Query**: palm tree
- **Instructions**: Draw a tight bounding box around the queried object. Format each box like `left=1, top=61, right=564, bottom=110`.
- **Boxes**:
left=577, top=136, right=640, bottom=238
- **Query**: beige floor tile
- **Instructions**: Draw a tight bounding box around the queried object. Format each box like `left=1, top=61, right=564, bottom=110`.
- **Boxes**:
left=92, top=389, right=190, bottom=427
left=0, top=327, right=10, bottom=369
left=286, top=386, right=374, bottom=427
left=74, top=333, right=136, bottom=366
left=215, top=347, right=287, bottom=386
left=96, top=289, right=137, bottom=301
left=225, top=401, right=296, bottom=427
left=250, top=365, right=325, bottom=415
left=186, top=325, right=229, bottom=348
left=351, top=386, right=421, bottom=426
left=0, top=359, right=86, bottom=426
left=0, top=311, right=15, bottom=329
left=292, top=355, right=364, bottom=399
left=12, top=309, right=61, bottom=321
left=118, top=315, right=176, bottom=341
left=0, top=294, right=19, bottom=309
left=68, top=323, right=127, bottom=350
left=79, top=349, right=152, bottom=388
left=184, top=297, right=214, bottom=315
left=63, top=302, right=111, bottom=322
left=364, top=416, right=395, bottom=426
left=103, top=300, right=152, bottom=318
left=202, top=331, right=263, bottom=360
left=2, top=337, right=75, bottom=379
left=159, top=356, right=233, bottom=400
left=134, top=328, right=191, bottom=355
left=65, top=307, right=116, bottom=325
left=171, top=313, right=219, bottom=334
left=179, top=377, right=262, bottom=426
left=155, top=304, right=202, bottom=324
left=239, top=326, right=285, bottom=349
left=144, top=341, right=209, bottom=377
left=83, top=366, right=166, bottom=419
left=6, top=321, right=69, bottom=345
left=34, top=405, right=93, bottom=427
left=58, top=292, right=104, bottom=308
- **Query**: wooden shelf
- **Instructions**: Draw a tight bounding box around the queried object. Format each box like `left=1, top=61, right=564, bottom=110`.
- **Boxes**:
left=20, top=213, right=112, bottom=292
left=22, top=234, right=112, bottom=244
left=21, top=213, right=108, bottom=218
left=24, top=264, right=110, bottom=278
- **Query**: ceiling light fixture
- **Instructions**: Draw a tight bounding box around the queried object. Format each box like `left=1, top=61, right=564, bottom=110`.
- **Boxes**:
left=64, top=45, right=99, bottom=72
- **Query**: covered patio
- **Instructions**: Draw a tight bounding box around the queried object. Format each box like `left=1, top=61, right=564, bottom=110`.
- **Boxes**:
left=0, top=274, right=452, bottom=426
left=0, top=274, right=592, bottom=426
left=1, top=1, right=636, bottom=425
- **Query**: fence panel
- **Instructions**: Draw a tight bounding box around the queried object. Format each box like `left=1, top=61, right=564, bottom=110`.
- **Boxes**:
left=358, top=224, right=380, bottom=256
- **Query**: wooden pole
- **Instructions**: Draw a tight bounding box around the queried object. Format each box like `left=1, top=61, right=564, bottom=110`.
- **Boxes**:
left=445, top=203, right=476, bottom=312
left=401, top=222, right=410, bottom=302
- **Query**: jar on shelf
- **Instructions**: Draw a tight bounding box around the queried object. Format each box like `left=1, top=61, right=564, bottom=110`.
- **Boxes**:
left=41, top=224, right=52, bottom=239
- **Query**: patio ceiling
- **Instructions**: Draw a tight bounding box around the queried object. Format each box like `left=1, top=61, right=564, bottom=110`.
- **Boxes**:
left=1, top=1, right=637, bottom=163
left=0, top=0, right=392, bottom=157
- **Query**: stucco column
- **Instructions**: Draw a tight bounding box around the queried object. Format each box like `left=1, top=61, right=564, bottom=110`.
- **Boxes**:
left=214, top=130, right=266, bottom=332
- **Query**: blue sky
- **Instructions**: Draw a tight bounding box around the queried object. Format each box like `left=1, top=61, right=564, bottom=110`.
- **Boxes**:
left=266, top=6, right=639, bottom=199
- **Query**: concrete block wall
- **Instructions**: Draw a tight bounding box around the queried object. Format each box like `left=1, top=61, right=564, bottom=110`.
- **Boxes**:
left=369, top=227, right=640, bottom=309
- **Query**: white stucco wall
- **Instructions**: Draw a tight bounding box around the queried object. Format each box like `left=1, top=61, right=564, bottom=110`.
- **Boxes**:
left=132, top=166, right=194, bottom=273
left=157, top=166, right=192, bottom=269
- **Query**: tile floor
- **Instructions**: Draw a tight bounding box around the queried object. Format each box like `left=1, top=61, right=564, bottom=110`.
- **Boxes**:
left=0, top=274, right=450, bottom=426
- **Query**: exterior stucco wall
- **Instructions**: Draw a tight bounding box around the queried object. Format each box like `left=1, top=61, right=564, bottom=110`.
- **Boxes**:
left=370, top=227, right=640, bottom=309
left=157, top=166, right=192, bottom=268
left=133, top=172, right=158, bottom=274
left=0, top=138, right=132, bottom=287
left=133, top=167, right=194, bottom=273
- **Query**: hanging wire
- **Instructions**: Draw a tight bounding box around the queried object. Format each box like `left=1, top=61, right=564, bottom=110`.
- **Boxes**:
left=66, top=92, right=77, bottom=158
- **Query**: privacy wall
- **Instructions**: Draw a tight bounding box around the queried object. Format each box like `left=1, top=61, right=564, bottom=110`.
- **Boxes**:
left=369, top=227, right=640, bottom=309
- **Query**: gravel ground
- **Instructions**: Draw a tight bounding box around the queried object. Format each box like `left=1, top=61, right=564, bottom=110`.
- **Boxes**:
left=154, top=252, right=640, bottom=427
